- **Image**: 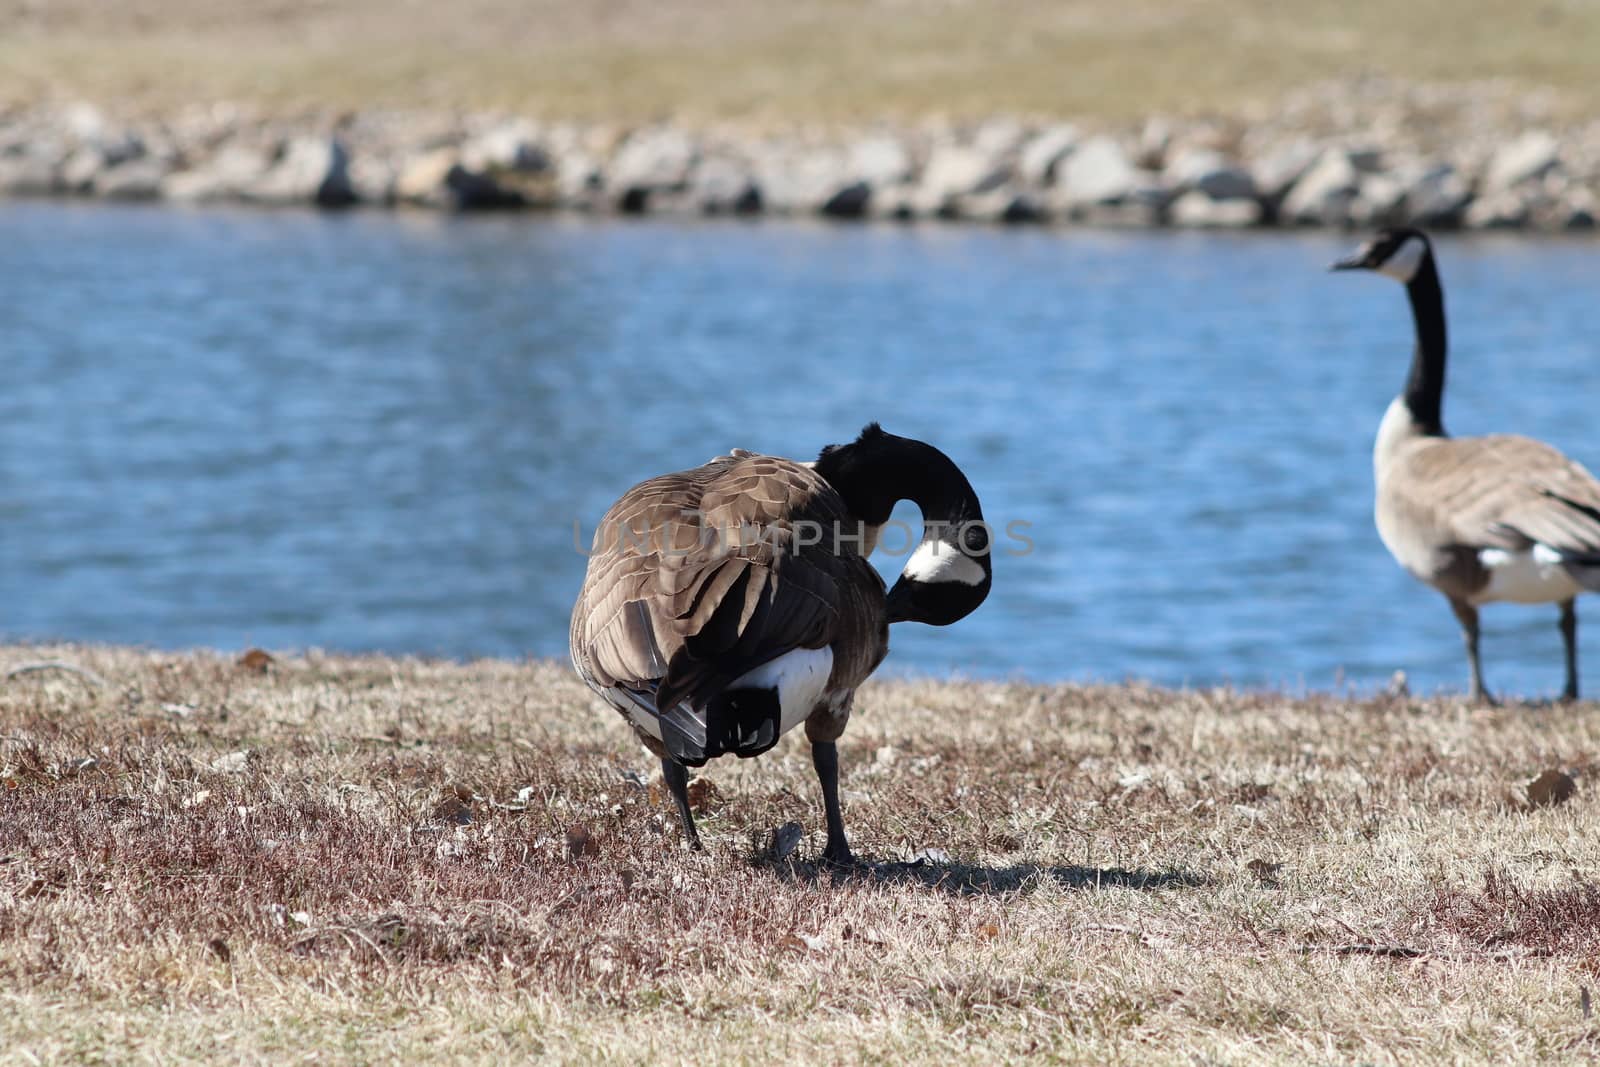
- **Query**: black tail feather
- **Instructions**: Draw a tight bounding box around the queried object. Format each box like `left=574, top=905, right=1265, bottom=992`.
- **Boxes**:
left=657, top=686, right=782, bottom=766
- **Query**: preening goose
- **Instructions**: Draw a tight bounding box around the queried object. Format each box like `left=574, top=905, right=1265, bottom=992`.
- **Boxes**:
left=569, top=423, right=992, bottom=864
left=1334, top=228, right=1600, bottom=703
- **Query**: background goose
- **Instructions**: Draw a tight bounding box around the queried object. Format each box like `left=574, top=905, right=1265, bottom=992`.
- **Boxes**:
left=569, top=423, right=991, bottom=864
left=1334, top=228, right=1600, bottom=703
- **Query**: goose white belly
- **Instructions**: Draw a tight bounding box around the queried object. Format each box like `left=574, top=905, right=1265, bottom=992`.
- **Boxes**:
left=604, top=646, right=835, bottom=748
left=730, top=647, right=834, bottom=736
left=1473, top=545, right=1582, bottom=605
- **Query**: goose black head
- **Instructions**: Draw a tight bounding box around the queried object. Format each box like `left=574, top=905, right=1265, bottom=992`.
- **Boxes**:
left=1330, top=227, right=1433, bottom=284
left=814, top=423, right=992, bottom=626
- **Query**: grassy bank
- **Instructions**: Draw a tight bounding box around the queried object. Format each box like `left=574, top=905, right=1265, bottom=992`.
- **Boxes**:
left=2, top=646, right=1598, bottom=1063
left=2, top=0, right=1597, bottom=122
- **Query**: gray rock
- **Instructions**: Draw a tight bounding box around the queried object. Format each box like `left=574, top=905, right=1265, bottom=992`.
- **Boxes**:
left=752, top=147, right=849, bottom=215
left=1530, top=182, right=1597, bottom=231
left=461, top=120, right=549, bottom=174
left=609, top=126, right=697, bottom=206
left=394, top=147, right=457, bottom=206
left=1057, top=136, right=1137, bottom=205
left=848, top=134, right=912, bottom=186
left=1017, top=124, right=1078, bottom=186
left=692, top=155, right=761, bottom=214
left=60, top=102, right=108, bottom=142
left=1553, top=190, right=1597, bottom=231
left=246, top=136, right=354, bottom=206
left=348, top=155, right=399, bottom=205
left=162, top=141, right=276, bottom=202
left=1350, top=172, right=1407, bottom=226
left=444, top=164, right=531, bottom=211
left=918, top=142, right=1009, bottom=201
left=1164, top=147, right=1256, bottom=200
left=1346, top=147, right=1386, bottom=174
left=1168, top=189, right=1262, bottom=228
left=1463, top=188, right=1532, bottom=229
left=971, top=116, right=1026, bottom=160
left=1280, top=148, right=1362, bottom=225
left=0, top=152, right=60, bottom=195
left=953, top=186, right=1044, bottom=224
left=98, top=158, right=168, bottom=200
left=1053, top=175, right=1167, bottom=225
left=865, top=183, right=923, bottom=221
left=1250, top=139, right=1321, bottom=201
left=1136, top=117, right=1175, bottom=170
left=59, top=146, right=104, bottom=194
left=1403, top=163, right=1472, bottom=227
left=821, top=180, right=872, bottom=218
left=1483, top=131, right=1560, bottom=191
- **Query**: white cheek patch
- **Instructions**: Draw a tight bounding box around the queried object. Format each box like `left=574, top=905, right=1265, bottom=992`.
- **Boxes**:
left=901, top=538, right=987, bottom=586
left=1377, top=236, right=1426, bottom=283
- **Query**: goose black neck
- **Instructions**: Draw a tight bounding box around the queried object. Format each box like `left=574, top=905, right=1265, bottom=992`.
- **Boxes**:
left=814, top=425, right=980, bottom=529
left=1402, top=252, right=1448, bottom=436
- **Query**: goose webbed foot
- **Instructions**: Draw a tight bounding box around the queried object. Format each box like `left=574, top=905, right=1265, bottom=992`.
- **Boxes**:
left=660, top=757, right=703, bottom=852
left=819, top=840, right=857, bottom=870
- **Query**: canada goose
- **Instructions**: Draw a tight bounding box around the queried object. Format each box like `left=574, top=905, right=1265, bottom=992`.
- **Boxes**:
left=569, top=423, right=991, bottom=864
left=1333, top=228, right=1600, bottom=703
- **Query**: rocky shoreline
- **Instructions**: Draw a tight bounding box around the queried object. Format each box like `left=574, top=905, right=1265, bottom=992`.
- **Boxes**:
left=4, top=85, right=1598, bottom=231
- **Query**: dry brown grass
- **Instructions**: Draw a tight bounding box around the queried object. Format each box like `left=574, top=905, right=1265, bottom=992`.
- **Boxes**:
left=4, top=644, right=1600, bottom=1063
left=1, top=0, right=1597, bottom=122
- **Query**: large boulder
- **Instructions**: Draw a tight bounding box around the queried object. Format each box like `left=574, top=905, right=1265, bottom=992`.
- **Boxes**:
left=98, top=158, right=169, bottom=200
left=1402, top=163, right=1472, bottom=227
left=692, top=155, right=761, bottom=215
left=1249, top=139, right=1321, bottom=204
left=1542, top=186, right=1598, bottom=231
left=0, top=151, right=61, bottom=195
left=461, top=119, right=550, bottom=175
left=950, top=185, right=1045, bottom=224
left=1349, top=172, right=1407, bottom=226
left=1463, top=188, right=1533, bottom=229
left=847, top=133, right=913, bottom=187
left=394, top=147, right=458, bottom=205
left=751, top=145, right=853, bottom=215
left=1482, top=131, right=1560, bottom=191
left=608, top=126, right=697, bottom=209
left=1056, top=136, right=1137, bottom=205
left=59, top=146, right=105, bottom=194
left=347, top=154, right=400, bottom=205
left=865, top=183, right=924, bottom=221
left=820, top=180, right=871, bottom=218
left=1017, top=124, right=1078, bottom=186
left=1163, top=147, right=1256, bottom=200
left=1279, top=148, right=1363, bottom=225
left=161, top=141, right=276, bottom=202
left=917, top=142, right=1010, bottom=203
left=246, top=136, right=354, bottom=206
left=1168, top=189, right=1262, bottom=228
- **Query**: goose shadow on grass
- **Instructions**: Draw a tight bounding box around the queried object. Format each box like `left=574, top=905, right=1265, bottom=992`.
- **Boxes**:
left=758, top=854, right=1208, bottom=896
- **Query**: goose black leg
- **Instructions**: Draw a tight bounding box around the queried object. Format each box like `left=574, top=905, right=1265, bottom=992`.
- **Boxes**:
left=811, top=740, right=854, bottom=867
left=1449, top=598, right=1496, bottom=705
left=660, top=757, right=702, bottom=852
left=1560, top=598, right=1579, bottom=703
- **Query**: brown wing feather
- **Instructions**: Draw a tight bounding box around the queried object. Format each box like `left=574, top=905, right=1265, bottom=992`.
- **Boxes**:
left=1382, top=433, right=1600, bottom=559
left=571, top=452, right=886, bottom=714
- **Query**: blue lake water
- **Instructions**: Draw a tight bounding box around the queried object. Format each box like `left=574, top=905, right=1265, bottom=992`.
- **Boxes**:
left=3, top=202, right=1599, bottom=696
